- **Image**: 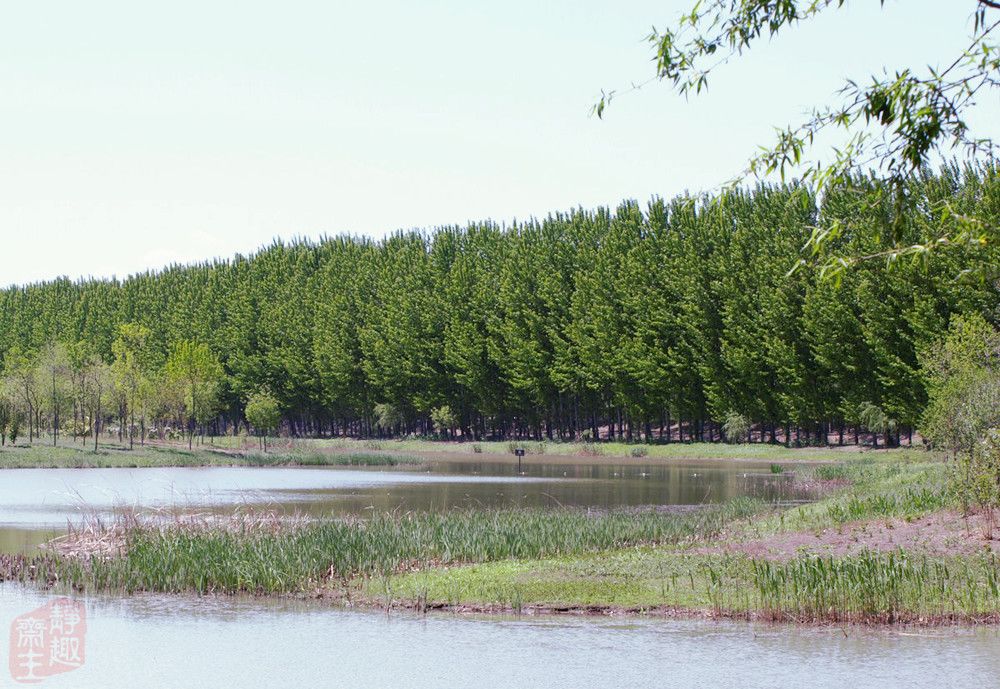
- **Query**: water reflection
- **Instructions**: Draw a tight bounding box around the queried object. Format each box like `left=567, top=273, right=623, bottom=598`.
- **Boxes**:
left=0, top=584, right=995, bottom=689
left=0, top=460, right=814, bottom=553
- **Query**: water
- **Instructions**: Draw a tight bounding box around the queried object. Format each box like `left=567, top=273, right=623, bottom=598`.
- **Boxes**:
left=0, top=584, right=996, bottom=688
left=0, top=459, right=809, bottom=551
left=0, top=462, right=993, bottom=686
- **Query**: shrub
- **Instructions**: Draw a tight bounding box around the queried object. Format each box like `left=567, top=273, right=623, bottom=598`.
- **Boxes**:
left=430, top=405, right=458, bottom=435
left=373, top=403, right=404, bottom=433
left=722, top=411, right=751, bottom=444
left=629, top=446, right=649, bottom=458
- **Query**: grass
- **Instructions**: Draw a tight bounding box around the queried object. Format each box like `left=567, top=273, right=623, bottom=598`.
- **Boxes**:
left=25, top=500, right=762, bottom=595
left=0, top=441, right=425, bottom=469
left=378, top=548, right=1000, bottom=623
left=745, top=451, right=951, bottom=535
left=208, top=435, right=930, bottom=463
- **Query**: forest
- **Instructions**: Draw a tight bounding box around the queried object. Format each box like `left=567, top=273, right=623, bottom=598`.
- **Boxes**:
left=0, top=166, right=997, bottom=446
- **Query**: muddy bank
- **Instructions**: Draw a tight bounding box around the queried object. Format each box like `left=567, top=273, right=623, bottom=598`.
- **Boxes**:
left=702, top=510, right=1000, bottom=561
left=339, top=592, right=1000, bottom=627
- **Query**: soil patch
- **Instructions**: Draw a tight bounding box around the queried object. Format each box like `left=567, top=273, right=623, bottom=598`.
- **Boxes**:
left=705, top=510, right=1000, bottom=561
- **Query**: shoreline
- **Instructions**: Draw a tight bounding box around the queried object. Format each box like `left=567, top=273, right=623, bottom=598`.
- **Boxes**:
left=0, top=438, right=929, bottom=471
left=2, top=446, right=989, bottom=629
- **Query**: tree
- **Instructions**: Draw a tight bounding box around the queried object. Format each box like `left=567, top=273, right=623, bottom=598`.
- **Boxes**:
left=597, top=1, right=1000, bottom=276
left=245, top=389, right=281, bottom=452
left=164, top=340, right=224, bottom=450
left=0, top=392, right=11, bottom=447
left=37, top=342, right=71, bottom=447
left=920, top=313, right=1000, bottom=457
left=82, top=356, right=112, bottom=452
left=858, top=401, right=897, bottom=449
left=3, top=347, right=40, bottom=443
left=111, top=323, right=154, bottom=449
left=430, top=404, right=459, bottom=438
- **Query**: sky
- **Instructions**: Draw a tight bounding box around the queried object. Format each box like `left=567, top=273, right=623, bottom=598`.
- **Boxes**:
left=0, top=0, right=995, bottom=286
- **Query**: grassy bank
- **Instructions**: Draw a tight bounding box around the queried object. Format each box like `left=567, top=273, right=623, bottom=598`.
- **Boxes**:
left=368, top=452, right=999, bottom=623
left=0, top=436, right=927, bottom=470
left=0, top=442, right=424, bottom=469
left=268, top=437, right=924, bottom=463
left=13, top=501, right=761, bottom=595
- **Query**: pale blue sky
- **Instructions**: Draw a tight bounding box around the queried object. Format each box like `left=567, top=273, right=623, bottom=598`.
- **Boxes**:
left=0, top=1, right=994, bottom=285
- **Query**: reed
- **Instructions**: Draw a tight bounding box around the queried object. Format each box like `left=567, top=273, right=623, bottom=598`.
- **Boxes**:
left=746, top=550, right=1000, bottom=622
left=30, top=499, right=763, bottom=596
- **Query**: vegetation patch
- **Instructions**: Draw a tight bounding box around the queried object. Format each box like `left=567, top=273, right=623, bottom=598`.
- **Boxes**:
left=0, top=442, right=424, bottom=469
left=8, top=501, right=762, bottom=596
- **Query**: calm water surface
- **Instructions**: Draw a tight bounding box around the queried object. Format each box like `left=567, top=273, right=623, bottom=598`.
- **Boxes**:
left=0, top=464, right=994, bottom=686
left=0, top=584, right=996, bottom=689
left=0, top=459, right=811, bottom=551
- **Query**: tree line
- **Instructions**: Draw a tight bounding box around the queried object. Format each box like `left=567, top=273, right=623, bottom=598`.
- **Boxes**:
left=1, top=166, right=997, bottom=447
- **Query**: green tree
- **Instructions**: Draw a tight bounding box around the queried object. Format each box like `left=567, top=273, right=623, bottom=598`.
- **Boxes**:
left=598, top=1, right=1000, bottom=274
left=37, top=342, right=71, bottom=447
left=164, top=340, right=224, bottom=450
left=920, top=313, right=1000, bottom=457
left=0, top=392, right=11, bottom=447
left=111, top=323, right=154, bottom=449
left=244, top=389, right=281, bottom=452
left=3, top=347, right=40, bottom=443
left=82, top=356, right=112, bottom=452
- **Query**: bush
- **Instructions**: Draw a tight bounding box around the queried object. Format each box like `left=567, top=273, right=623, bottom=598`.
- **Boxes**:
left=629, top=446, right=649, bottom=458
left=920, top=314, right=1000, bottom=457
left=953, top=430, right=1000, bottom=538
left=430, top=405, right=459, bottom=435
left=722, top=411, right=751, bottom=444
left=373, top=403, right=404, bottom=432
left=472, top=443, right=483, bottom=454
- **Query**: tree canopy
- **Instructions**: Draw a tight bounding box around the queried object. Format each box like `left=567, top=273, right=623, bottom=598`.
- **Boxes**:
left=0, top=168, right=997, bottom=445
left=597, top=1, right=1000, bottom=276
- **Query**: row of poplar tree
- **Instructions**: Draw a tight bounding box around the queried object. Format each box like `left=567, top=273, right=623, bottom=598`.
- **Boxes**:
left=0, top=166, right=997, bottom=445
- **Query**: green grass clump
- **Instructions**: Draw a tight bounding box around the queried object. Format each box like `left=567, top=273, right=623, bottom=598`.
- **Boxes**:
left=748, top=551, right=1000, bottom=622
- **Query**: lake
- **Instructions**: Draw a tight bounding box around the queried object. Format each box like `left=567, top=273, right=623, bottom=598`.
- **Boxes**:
left=0, top=459, right=811, bottom=550
left=3, top=459, right=956, bottom=688
left=0, top=583, right=995, bottom=689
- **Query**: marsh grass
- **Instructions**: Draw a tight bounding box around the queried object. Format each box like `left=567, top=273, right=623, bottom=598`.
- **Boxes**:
left=31, top=499, right=763, bottom=595
left=746, top=550, right=1000, bottom=622
left=745, top=454, right=951, bottom=537
left=381, top=548, right=1000, bottom=623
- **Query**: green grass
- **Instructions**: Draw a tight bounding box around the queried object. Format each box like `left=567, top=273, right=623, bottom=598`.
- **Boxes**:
left=23, top=500, right=763, bottom=595
left=0, top=442, right=424, bottom=469
left=377, top=548, right=1000, bottom=622
left=212, top=436, right=931, bottom=463
left=744, top=452, right=950, bottom=536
